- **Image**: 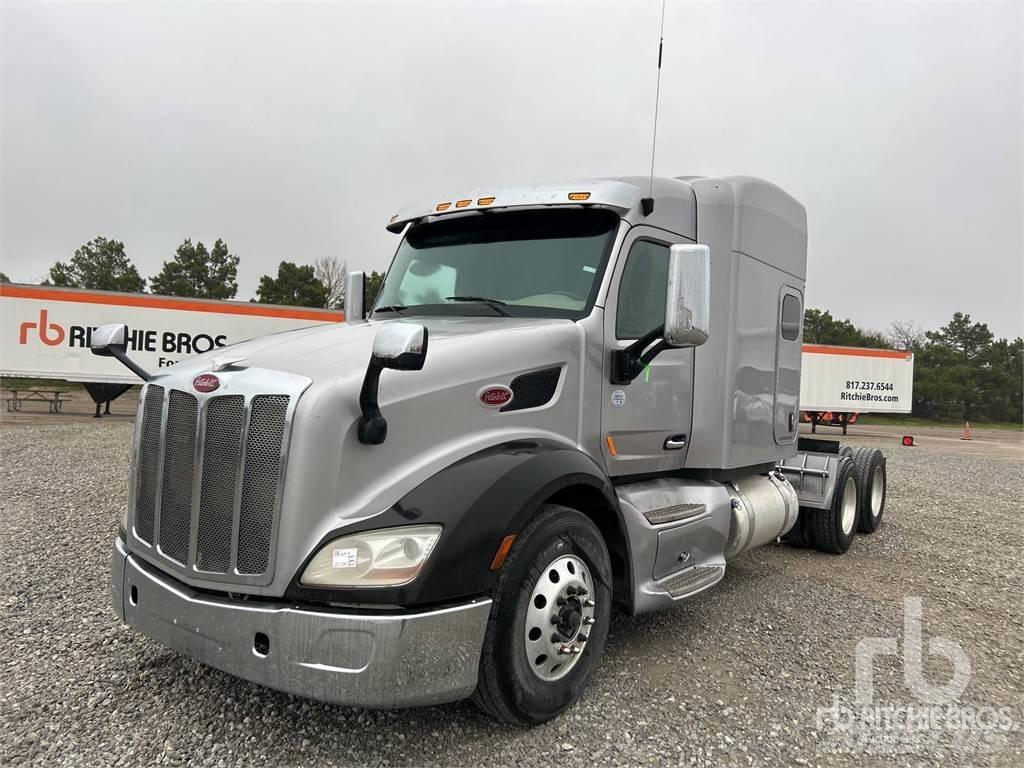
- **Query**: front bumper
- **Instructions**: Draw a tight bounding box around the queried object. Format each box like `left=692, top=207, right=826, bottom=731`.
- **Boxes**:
left=112, top=537, right=491, bottom=708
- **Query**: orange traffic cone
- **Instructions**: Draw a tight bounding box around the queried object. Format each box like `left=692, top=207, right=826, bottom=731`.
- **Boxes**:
left=960, top=421, right=973, bottom=441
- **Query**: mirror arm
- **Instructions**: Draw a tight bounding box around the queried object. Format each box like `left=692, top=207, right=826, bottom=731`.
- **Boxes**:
left=357, top=359, right=388, bottom=445
left=611, top=324, right=667, bottom=385
left=110, top=347, right=153, bottom=382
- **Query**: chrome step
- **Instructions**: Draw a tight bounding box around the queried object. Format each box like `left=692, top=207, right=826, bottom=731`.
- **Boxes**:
left=658, top=565, right=725, bottom=598
left=643, top=503, right=707, bottom=526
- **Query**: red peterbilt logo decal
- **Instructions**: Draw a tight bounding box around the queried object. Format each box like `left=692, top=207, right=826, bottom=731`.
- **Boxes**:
left=479, top=386, right=513, bottom=408
left=193, top=374, right=220, bottom=393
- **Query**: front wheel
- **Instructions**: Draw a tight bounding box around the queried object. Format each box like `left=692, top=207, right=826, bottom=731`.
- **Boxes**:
left=472, top=504, right=612, bottom=725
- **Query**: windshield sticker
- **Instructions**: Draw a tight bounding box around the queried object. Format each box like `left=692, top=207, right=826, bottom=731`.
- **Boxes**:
left=582, top=265, right=596, bottom=274
left=611, top=389, right=626, bottom=407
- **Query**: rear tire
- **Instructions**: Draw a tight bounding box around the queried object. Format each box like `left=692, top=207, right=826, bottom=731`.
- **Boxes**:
left=785, top=509, right=817, bottom=548
left=851, top=447, right=887, bottom=533
left=472, top=504, right=612, bottom=725
left=811, top=456, right=859, bottom=554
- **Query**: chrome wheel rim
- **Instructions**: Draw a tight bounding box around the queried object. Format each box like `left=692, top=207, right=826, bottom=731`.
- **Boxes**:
left=870, top=465, right=884, bottom=516
left=524, top=554, right=595, bottom=681
left=840, top=476, right=857, bottom=534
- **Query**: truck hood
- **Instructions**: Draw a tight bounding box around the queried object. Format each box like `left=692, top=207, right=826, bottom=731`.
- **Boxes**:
left=165, top=315, right=575, bottom=385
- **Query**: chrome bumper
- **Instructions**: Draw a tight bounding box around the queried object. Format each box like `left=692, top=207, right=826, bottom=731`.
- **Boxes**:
left=112, top=537, right=491, bottom=708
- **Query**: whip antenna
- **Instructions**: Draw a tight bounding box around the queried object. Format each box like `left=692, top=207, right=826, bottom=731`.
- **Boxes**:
left=641, top=0, right=667, bottom=216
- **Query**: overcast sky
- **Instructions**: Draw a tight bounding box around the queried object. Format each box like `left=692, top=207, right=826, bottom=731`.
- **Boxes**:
left=1, top=0, right=1021, bottom=338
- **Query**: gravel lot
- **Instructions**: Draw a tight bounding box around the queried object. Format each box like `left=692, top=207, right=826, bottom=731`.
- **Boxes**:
left=1, top=420, right=1021, bottom=767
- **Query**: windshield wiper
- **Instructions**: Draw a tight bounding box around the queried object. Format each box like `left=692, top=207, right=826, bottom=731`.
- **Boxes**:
left=445, top=295, right=510, bottom=317
left=373, top=304, right=408, bottom=315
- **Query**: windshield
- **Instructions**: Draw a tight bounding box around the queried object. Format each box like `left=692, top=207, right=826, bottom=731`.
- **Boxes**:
left=372, top=208, right=620, bottom=319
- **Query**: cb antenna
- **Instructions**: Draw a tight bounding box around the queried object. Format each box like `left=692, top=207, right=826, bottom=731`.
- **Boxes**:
left=641, top=0, right=667, bottom=217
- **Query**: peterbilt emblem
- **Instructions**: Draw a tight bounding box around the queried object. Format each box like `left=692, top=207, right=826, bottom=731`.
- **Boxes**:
left=193, top=374, right=220, bottom=393
left=479, top=386, right=513, bottom=408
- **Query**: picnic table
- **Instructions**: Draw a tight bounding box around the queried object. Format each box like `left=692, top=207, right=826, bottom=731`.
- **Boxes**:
left=5, top=389, right=73, bottom=413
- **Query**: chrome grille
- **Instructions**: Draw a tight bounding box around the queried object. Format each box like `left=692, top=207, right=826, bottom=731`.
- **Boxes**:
left=158, top=391, right=198, bottom=564
left=134, top=385, right=164, bottom=544
left=196, top=395, right=245, bottom=572
left=237, top=395, right=289, bottom=574
left=129, top=381, right=294, bottom=585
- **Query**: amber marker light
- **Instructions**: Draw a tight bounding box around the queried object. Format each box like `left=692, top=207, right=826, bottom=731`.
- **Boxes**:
left=490, top=534, right=517, bottom=571
left=568, top=192, right=591, bottom=201
left=605, top=434, right=618, bottom=456
left=455, top=199, right=472, bottom=208
left=436, top=202, right=451, bottom=211
left=477, top=197, right=495, bottom=206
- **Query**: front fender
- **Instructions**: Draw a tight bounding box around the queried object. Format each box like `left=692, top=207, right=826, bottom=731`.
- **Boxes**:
left=286, top=440, right=623, bottom=607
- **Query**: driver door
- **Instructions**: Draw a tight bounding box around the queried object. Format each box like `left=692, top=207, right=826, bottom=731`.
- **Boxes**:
left=601, top=228, right=694, bottom=476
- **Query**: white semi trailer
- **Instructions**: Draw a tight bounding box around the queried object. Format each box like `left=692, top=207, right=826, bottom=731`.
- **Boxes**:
left=96, top=175, right=889, bottom=724
left=0, top=283, right=344, bottom=414
left=800, top=344, right=915, bottom=434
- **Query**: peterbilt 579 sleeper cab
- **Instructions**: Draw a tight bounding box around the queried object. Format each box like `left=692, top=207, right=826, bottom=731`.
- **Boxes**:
left=97, top=175, right=887, bottom=724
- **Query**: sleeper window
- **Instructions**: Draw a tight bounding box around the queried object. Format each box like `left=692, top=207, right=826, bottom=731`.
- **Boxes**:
left=781, top=293, right=801, bottom=341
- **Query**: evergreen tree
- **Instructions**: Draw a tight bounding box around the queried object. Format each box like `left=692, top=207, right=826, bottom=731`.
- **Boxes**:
left=49, top=237, right=145, bottom=292
left=151, top=238, right=239, bottom=299
left=256, top=262, right=328, bottom=307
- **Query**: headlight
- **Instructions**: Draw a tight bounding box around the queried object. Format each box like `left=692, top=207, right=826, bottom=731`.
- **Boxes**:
left=300, top=524, right=443, bottom=587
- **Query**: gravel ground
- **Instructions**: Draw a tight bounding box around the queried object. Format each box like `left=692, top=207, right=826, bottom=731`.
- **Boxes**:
left=1, top=421, right=1021, bottom=767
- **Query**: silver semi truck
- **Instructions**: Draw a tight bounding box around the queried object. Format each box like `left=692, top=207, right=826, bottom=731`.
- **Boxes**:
left=97, top=175, right=888, bottom=724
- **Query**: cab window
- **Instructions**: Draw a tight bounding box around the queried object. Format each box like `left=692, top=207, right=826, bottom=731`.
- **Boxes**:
left=616, top=240, right=669, bottom=339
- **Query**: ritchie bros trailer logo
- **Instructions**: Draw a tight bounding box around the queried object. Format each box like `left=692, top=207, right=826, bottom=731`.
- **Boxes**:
left=18, top=308, right=229, bottom=366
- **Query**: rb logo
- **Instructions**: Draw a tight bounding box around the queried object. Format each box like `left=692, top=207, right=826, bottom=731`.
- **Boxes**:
left=19, top=309, right=66, bottom=346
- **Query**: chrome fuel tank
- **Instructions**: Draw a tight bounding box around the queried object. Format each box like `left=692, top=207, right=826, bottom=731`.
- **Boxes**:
left=724, top=472, right=799, bottom=560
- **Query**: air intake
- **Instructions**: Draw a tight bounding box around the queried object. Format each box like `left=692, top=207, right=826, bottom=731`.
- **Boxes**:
left=501, top=367, right=562, bottom=412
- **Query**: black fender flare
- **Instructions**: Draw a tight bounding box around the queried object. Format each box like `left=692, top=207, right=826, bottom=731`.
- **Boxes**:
left=287, top=439, right=630, bottom=608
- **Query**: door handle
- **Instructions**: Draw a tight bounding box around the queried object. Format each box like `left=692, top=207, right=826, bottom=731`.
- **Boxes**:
left=664, top=434, right=687, bottom=450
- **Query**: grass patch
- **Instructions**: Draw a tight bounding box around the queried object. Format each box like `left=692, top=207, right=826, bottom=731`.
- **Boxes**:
left=1, top=376, right=80, bottom=392
left=856, top=414, right=1023, bottom=431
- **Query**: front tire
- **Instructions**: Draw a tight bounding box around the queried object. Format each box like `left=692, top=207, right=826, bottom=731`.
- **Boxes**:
left=472, top=504, right=612, bottom=725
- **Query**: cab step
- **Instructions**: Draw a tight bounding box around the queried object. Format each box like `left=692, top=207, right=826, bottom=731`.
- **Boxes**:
left=657, top=565, right=725, bottom=598
left=643, top=503, right=707, bottom=526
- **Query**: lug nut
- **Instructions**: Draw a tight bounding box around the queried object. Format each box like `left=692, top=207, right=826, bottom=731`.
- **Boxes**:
left=551, top=633, right=563, bottom=643
left=583, top=598, right=595, bottom=608
left=576, top=587, right=588, bottom=596
left=556, top=596, right=566, bottom=607
left=578, top=633, right=589, bottom=642
left=566, top=586, right=577, bottom=596
left=550, top=615, right=560, bottom=625
left=583, top=616, right=596, bottom=625
left=569, top=644, right=581, bottom=655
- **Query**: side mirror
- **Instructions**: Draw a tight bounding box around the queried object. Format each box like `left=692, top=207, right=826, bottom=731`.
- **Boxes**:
left=90, top=323, right=128, bottom=357
left=345, top=270, right=365, bottom=321
left=664, top=244, right=710, bottom=347
left=371, top=323, right=428, bottom=371
left=358, top=323, right=429, bottom=445
left=90, top=323, right=151, bottom=381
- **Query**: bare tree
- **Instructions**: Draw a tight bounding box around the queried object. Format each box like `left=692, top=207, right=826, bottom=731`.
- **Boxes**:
left=314, top=255, right=347, bottom=310
left=887, top=319, right=925, bottom=351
